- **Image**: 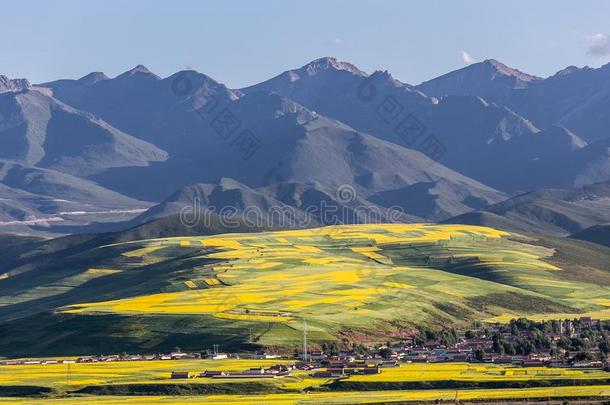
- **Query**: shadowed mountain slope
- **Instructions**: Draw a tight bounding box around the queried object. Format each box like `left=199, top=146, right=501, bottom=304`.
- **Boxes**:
left=570, top=224, right=610, bottom=247
left=445, top=181, right=610, bottom=235
left=416, top=60, right=610, bottom=144
left=0, top=89, right=167, bottom=176
left=243, top=58, right=591, bottom=193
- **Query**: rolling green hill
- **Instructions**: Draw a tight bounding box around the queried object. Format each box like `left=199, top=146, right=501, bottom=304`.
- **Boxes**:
left=571, top=224, right=610, bottom=247
left=1, top=223, right=609, bottom=357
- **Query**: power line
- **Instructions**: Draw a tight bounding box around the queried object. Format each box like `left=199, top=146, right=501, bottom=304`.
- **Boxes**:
left=303, top=320, right=308, bottom=362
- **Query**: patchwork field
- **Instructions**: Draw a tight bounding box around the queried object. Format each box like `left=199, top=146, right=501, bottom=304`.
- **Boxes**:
left=4, top=360, right=609, bottom=388
left=1, top=224, right=610, bottom=355
left=2, top=360, right=610, bottom=403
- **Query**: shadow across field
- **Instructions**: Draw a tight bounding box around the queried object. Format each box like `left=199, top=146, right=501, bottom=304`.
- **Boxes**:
left=322, top=378, right=610, bottom=391
left=0, top=244, right=221, bottom=323
left=0, top=312, right=257, bottom=357
left=72, top=381, right=282, bottom=396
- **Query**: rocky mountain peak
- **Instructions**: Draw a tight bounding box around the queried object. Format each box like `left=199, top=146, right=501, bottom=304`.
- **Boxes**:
left=116, top=64, right=160, bottom=79
left=299, top=57, right=366, bottom=77
left=481, top=59, right=540, bottom=82
left=0, top=76, right=30, bottom=94
left=78, top=72, right=110, bottom=85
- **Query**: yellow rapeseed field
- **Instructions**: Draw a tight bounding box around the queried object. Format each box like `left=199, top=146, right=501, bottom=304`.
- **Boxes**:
left=2, top=387, right=610, bottom=404
left=60, top=223, right=610, bottom=334
left=0, top=359, right=610, bottom=404
left=348, top=362, right=610, bottom=382
left=2, top=361, right=610, bottom=404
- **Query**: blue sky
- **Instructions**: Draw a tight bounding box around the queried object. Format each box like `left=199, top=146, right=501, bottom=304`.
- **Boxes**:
left=2, top=0, right=610, bottom=87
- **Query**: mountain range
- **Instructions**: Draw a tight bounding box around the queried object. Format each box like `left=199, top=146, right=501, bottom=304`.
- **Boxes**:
left=1, top=57, right=610, bottom=238
left=445, top=181, right=610, bottom=236
left=416, top=59, right=610, bottom=143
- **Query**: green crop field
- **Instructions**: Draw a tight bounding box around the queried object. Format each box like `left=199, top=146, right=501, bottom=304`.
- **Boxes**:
left=1, top=224, right=610, bottom=356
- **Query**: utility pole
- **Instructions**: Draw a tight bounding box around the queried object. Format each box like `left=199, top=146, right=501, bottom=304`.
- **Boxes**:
left=303, top=320, right=308, bottom=362
left=66, top=362, right=72, bottom=385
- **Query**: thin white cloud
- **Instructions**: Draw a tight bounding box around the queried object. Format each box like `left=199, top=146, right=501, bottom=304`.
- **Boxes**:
left=461, top=50, right=476, bottom=64
left=333, top=38, right=344, bottom=46
left=587, top=33, right=610, bottom=56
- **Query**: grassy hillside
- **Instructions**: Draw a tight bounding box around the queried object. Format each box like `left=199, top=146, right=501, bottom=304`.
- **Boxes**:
left=1, top=224, right=610, bottom=356
left=571, top=224, right=610, bottom=247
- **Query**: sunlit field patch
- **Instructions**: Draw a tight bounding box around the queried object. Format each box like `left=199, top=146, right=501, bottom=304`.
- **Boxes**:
left=382, top=282, right=415, bottom=290
left=83, top=269, right=122, bottom=276
left=203, top=278, right=220, bottom=286
left=214, top=312, right=292, bottom=322
left=201, top=238, right=243, bottom=250
left=347, top=362, right=610, bottom=382
left=121, top=245, right=164, bottom=257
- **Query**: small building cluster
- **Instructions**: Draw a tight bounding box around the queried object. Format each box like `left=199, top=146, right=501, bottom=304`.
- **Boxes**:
left=76, top=351, right=200, bottom=363
left=3, top=317, right=609, bottom=374
left=172, top=364, right=293, bottom=379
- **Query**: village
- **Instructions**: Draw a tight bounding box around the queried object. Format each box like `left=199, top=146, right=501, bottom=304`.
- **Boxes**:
left=2, top=317, right=609, bottom=381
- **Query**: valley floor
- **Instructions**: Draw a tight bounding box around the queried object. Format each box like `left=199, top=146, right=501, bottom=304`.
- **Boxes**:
left=3, top=359, right=610, bottom=404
